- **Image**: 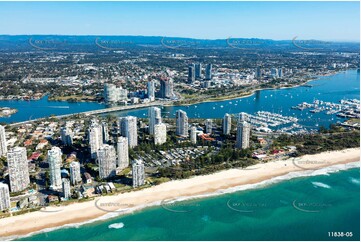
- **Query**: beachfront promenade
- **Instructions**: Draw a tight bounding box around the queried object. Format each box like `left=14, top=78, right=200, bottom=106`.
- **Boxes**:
left=9, top=100, right=172, bottom=126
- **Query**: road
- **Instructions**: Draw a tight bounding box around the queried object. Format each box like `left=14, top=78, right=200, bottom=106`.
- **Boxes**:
left=9, top=100, right=172, bottom=127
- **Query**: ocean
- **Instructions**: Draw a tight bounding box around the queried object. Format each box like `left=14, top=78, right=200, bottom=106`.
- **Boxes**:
left=19, top=164, right=360, bottom=241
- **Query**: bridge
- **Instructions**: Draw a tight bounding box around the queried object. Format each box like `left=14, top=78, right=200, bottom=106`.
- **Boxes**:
left=9, top=100, right=172, bottom=127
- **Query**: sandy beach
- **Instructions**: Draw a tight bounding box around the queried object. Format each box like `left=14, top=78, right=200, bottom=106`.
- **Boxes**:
left=0, top=148, right=359, bottom=239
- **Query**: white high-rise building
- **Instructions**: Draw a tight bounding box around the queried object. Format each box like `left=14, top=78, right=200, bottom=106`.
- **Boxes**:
left=154, top=123, right=167, bottom=145
left=223, top=113, right=232, bottom=135
left=120, top=116, right=138, bottom=148
left=190, top=126, right=197, bottom=144
left=0, top=125, right=7, bottom=157
left=7, top=147, right=30, bottom=192
left=132, top=159, right=145, bottom=188
left=147, top=81, right=155, bottom=101
left=88, top=120, right=103, bottom=159
left=69, top=161, right=82, bottom=185
left=0, top=183, right=10, bottom=211
left=239, top=112, right=250, bottom=122
left=48, top=147, right=63, bottom=190
left=60, top=126, right=73, bottom=146
left=176, top=110, right=188, bottom=137
left=117, top=137, right=129, bottom=170
left=98, top=144, right=117, bottom=179
left=102, top=121, right=109, bottom=144
left=236, top=121, right=251, bottom=149
left=205, top=119, right=213, bottom=134
left=148, top=107, right=162, bottom=135
left=104, top=83, right=128, bottom=103
left=62, top=178, right=71, bottom=199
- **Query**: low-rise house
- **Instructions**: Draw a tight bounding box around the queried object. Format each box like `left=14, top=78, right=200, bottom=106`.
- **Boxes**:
left=47, top=195, right=59, bottom=203
left=84, top=172, right=93, bottom=184
left=36, top=139, right=48, bottom=150
left=108, top=182, right=116, bottom=191
left=28, top=195, right=39, bottom=206
left=28, top=152, right=42, bottom=161
left=17, top=198, right=29, bottom=209
left=257, top=138, right=268, bottom=146
left=24, top=139, right=33, bottom=147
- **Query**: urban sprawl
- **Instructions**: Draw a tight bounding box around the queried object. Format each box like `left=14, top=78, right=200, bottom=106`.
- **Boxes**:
left=0, top=36, right=359, bottom=215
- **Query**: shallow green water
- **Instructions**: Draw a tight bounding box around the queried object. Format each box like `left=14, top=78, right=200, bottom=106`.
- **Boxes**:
left=20, top=166, right=360, bottom=241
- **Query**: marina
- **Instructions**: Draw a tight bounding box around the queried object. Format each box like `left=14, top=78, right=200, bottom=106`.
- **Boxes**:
left=291, top=98, right=360, bottom=119
left=242, top=111, right=310, bottom=134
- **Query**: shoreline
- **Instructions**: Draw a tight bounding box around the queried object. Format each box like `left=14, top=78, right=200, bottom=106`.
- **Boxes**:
left=168, top=70, right=346, bottom=107
left=2, top=69, right=353, bottom=125
left=0, top=147, right=359, bottom=240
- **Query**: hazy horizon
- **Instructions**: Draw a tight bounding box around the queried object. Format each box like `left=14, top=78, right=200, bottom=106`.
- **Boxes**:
left=0, top=1, right=359, bottom=42
left=0, top=34, right=359, bottom=43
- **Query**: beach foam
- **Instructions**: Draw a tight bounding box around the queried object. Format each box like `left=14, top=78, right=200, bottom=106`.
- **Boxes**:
left=348, top=177, right=360, bottom=185
left=311, top=182, right=331, bottom=189
left=108, top=223, right=124, bottom=229
left=7, top=161, right=360, bottom=241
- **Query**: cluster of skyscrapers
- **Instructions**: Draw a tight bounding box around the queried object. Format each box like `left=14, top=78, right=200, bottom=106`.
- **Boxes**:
left=147, top=78, right=175, bottom=100
left=271, top=68, right=283, bottom=79
left=88, top=118, right=129, bottom=178
left=256, top=67, right=283, bottom=80
left=0, top=106, right=255, bottom=211
left=188, top=63, right=212, bottom=83
left=46, top=146, right=80, bottom=197
left=87, top=117, right=144, bottom=187
left=104, top=76, right=175, bottom=104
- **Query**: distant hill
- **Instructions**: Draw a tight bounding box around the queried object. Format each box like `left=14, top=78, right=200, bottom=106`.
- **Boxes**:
left=0, top=35, right=358, bottom=52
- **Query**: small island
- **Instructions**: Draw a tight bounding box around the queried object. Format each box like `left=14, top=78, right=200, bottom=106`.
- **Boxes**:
left=0, top=107, right=17, bottom=117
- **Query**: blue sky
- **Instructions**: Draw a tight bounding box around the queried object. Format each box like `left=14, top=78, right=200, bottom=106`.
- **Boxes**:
left=0, top=1, right=359, bottom=41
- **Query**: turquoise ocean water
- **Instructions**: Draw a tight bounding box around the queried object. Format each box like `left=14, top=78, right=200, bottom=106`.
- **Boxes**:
left=19, top=164, right=360, bottom=241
